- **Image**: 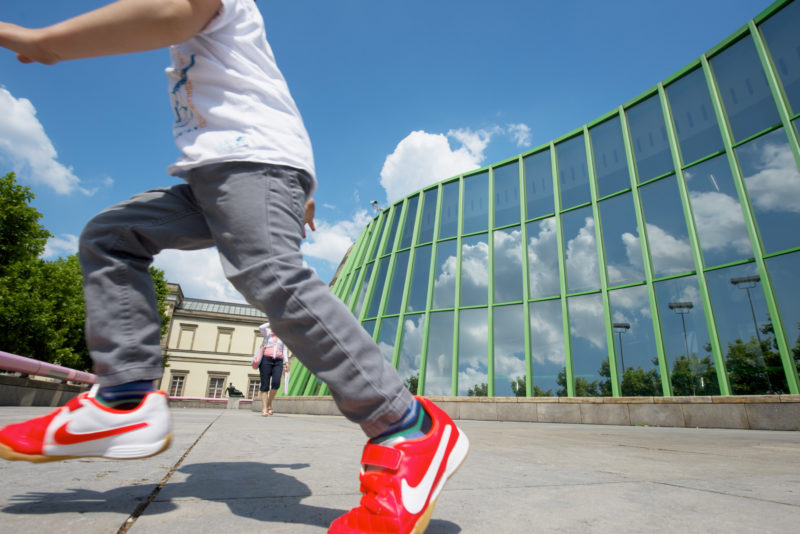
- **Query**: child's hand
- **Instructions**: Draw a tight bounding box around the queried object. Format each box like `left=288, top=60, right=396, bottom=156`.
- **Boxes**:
left=302, top=197, right=316, bottom=238
left=0, top=22, right=55, bottom=64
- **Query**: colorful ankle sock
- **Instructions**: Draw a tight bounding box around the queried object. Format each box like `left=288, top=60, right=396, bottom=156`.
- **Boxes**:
left=373, top=400, right=433, bottom=445
left=96, top=380, right=156, bottom=410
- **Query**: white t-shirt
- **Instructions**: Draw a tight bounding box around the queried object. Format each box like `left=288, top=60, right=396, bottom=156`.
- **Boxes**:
left=165, top=0, right=316, bottom=191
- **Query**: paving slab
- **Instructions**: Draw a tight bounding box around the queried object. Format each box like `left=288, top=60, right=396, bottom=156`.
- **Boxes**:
left=1, top=407, right=799, bottom=533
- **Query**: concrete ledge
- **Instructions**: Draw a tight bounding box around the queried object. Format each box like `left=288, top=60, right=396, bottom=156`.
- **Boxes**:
left=4, top=380, right=796, bottom=431
left=0, top=375, right=87, bottom=407
left=244, top=395, right=800, bottom=431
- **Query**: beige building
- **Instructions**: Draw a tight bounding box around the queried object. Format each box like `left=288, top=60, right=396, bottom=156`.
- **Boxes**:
left=160, top=283, right=273, bottom=400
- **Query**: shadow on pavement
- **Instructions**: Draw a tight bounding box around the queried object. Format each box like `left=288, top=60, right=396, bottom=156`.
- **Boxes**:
left=2, top=460, right=461, bottom=532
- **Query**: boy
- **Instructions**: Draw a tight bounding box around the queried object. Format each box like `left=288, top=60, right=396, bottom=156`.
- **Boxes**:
left=0, top=1, right=469, bottom=533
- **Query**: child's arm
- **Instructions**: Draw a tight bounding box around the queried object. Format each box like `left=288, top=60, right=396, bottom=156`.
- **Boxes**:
left=0, top=0, right=221, bottom=65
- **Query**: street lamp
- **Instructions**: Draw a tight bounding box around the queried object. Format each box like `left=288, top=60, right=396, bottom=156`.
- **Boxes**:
left=370, top=200, right=382, bottom=212
left=730, top=275, right=762, bottom=345
left=669, top=301, right=695, bottom=394
left=668, top=301, right=694, bottom=359
left=613, top=322, right=631, bottom=377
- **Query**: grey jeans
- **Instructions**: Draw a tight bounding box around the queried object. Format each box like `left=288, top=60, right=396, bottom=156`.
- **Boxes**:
left=79, top=162, right=413, bottom=437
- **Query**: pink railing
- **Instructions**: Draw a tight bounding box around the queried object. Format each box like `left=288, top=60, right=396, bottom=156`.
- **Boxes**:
left=0, top=351, right=96, bottom=384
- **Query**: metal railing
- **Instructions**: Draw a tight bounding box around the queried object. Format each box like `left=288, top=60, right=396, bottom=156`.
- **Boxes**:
left=0, top=351, right=96, bottom=384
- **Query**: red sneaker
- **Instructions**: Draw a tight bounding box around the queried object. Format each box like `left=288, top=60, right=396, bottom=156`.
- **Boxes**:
left=329, top=396, right=469, bottom=534
left=0, top=387, right=172, bottom=463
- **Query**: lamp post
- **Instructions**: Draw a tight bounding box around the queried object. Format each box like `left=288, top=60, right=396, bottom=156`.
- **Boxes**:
left=613, top=322, right=630, bottom=378
left=730, top=274, right=773, bottom=392
left=730, top=275, right=762, bottom=345
left=669, top=301, right=696, bottom=394
left=668, top=301, right=694, bottom=360
left=370, top=200, right=382, bottom=212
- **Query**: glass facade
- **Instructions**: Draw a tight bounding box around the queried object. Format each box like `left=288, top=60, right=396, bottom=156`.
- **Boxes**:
left=291, top=0, right=800, bottom=398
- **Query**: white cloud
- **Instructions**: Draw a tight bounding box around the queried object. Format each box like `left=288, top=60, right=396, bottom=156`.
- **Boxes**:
left=0, top=87, right=87, bottom=195
left=507, top=123, right=532, bottom=147
left=743, top=139, right=800, bottom=214
left=689, top=190, right=752, bottom=254
left=301, top=209, right=372, bottom=267
left=153, top=248, right=246, bottom=303
left=645, top=223, right=694, bottom=275
left=379, top=123, right=531, bottom=204
left=43, top=234, right=79, bottom=259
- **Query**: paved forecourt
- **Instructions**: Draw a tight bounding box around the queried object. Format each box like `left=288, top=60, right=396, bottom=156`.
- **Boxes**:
left=0, top=406, right=799, bottom=533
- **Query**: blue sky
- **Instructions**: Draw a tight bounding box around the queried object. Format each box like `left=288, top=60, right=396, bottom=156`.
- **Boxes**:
left=0, top=0, right=772, bottom=303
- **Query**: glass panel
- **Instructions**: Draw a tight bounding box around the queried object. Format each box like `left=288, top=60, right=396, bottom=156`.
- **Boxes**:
left=418, top=188, right=438, bottom=244
left=666, top=68, right=724, bottom=165
left=345, top=267, right=361, bottom=308
left=399, top=195, right=419, bottom=249
left=591, top=116, right=631, bottom=197
left=493, top=226, right=523, bottom=303
left=655, top=275, right=719, bottom=395
left=458, top=307, right=489, bottom=396
left=439, top=180, right=460, bottom=239
left=367, top=258, right=389, bottom=318
left=462, top=171, right=489, bottom=234
left=353, top=263, right=374, bottom=318
left=493, top=161, right=521, bottom=227
left=407, top=245, right=432, bottom=313
left=424, top=311, right=454, bottom=395
left=397, top=314, right=425, bottom=394
left=523, top=149, right=554, bottom=219
left=530, top=299, right=565, bottom=396
left=639, top=176, right=695, bottom=277
left=684, top=154, right=753, bottom=267
left=377, top=317, right=399, bottom=365
left=760, top=0, right=800, bottom=114
left=599, top=193, right=645, bottom=287
left=766, top=251, right=800, bottom=380
left=567, top=293, right=609, bottom=396
left=432, top=239, right=458, bottom=309
left=563, top=206, right=600, bottom=293
left=370, top=216, right=388, bottom=261
left=557, top=134, right=591, bottom=209
left=362, top=319, right=377, bottom=337
left=609, top=285, right=662, bottom=396
left=460, top=233, right=489, bottom=307
left=493, top=305, right=526, bottom=397
left=527, top=217, right=561, bottom=299
left=736, top=127, right=800, bottom=254
left=384, top=250, right=410, bottom=315
left=383, top=205, right=402, bottom=255
left=712, top=35, right=781, bottom=142
left=626, top=94, right=673, bottom=181
left=706, top=264, right=788, bottom=394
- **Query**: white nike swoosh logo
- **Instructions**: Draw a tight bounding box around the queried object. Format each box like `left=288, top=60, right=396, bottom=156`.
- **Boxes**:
left=400, top=424, right=452, bottom=515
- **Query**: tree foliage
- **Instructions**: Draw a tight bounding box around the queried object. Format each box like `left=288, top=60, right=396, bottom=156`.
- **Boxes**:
left=0, top=172, right=170, bottom=372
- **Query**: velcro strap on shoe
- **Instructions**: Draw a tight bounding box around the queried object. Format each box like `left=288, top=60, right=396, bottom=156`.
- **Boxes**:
left=361, top=443, right=402, bottom=471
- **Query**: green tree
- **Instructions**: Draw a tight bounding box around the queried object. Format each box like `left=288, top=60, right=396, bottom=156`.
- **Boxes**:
left=404, top=372, right=419, bottom=395
left=467, top=382, right=488, bottom=397
left=556, top=368, right=601, bottom=397
left=0, top=172, right=171, bottom=371
left=0, top=172, right=51, bottom=273
left=510, top=375, right=553, bottom=397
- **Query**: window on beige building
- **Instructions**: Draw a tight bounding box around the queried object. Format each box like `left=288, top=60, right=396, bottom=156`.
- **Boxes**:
left=169, top=374, right=186, bottom=397
left=253, top=329, right=264, bottom=354
left=207, top=376, right=225, bottom=398
left=177, top=324, right=197, bottom=350
left=216, top=327, right=234, bottom=353
left=248, top=378, right=261, bottom=399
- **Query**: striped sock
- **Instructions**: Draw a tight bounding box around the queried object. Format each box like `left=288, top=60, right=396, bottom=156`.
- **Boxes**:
left=373, top=400, right=432, bottom=446
left=96, top=380, right=156, bottom=410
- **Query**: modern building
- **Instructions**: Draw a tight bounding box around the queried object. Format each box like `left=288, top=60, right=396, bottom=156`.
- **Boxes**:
left=160, top=283, right=270, bottom=400
left=288, top=0, right=800, bottom=399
